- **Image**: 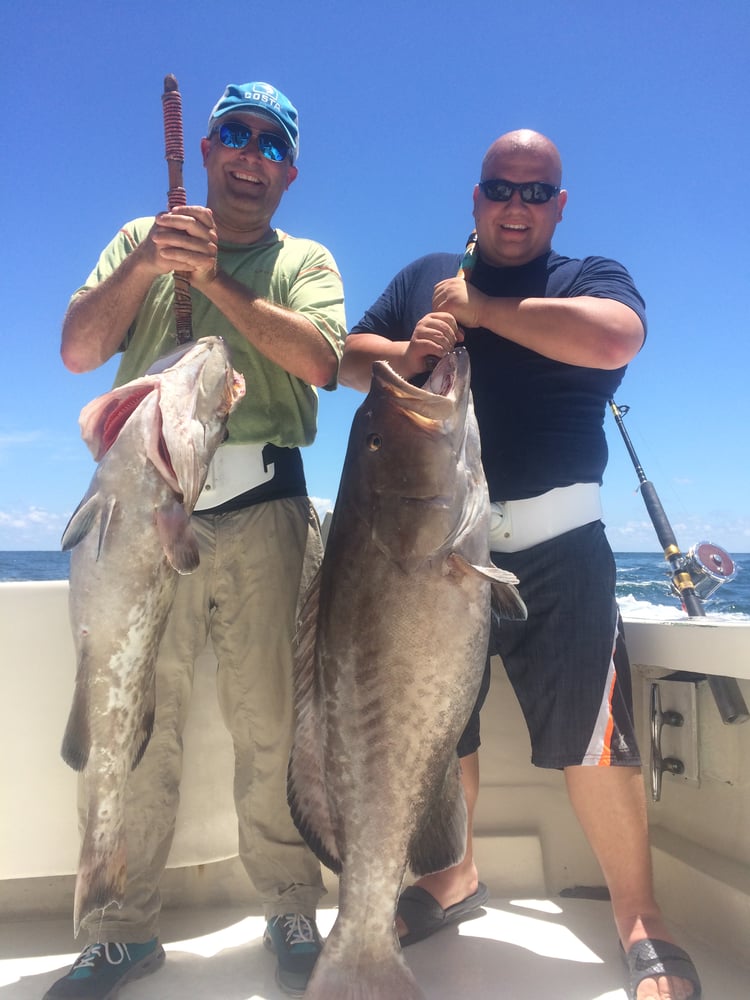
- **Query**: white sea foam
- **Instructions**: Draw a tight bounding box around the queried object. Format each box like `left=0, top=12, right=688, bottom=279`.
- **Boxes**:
left=618, top=593, right=750, bottom=624
left=617, top=595, right=684, bottom=621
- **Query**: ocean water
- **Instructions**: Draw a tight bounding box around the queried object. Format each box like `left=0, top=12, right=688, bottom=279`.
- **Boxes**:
left=0, top=550, right=71, bottom=582
left=1, top=549, right=748, bottom=621
left=614, top=551, right=749, bottom=622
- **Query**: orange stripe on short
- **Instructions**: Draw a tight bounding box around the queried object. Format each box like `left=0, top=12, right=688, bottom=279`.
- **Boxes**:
left=596, top=662, right=618, bottom=766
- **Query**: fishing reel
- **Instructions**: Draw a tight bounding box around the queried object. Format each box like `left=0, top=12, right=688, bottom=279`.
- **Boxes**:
left=669, top=541, right=736, bottom=603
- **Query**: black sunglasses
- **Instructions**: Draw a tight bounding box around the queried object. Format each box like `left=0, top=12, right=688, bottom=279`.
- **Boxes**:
left=478, top=179, right=560, bottom=204
left=212, top=121, right=291, bottom=163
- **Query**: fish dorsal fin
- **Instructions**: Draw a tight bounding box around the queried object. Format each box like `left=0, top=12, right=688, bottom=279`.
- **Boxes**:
left=155, top=499, right=200, bottom=574
left=61, top=492, right=120, bottom=560
left=288, top=566, right=343, bottom=874
left=61, top=491, right=102, bottom=552
left=408, top=754, right=467, bottom=876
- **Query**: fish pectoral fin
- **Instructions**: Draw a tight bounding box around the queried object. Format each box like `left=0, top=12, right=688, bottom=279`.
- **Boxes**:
left=409, top=755, right=467, bottom=876
left=490, top=577, right=528, bottom=622
left=446, top=552, right=527, bottom=621
left=447, top=551, right=517, bottom=585
left=156, top=500, right=200, bottom=574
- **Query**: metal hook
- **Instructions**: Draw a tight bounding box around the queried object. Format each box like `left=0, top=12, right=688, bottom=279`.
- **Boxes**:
left=650, top=683, right=685, bottom=801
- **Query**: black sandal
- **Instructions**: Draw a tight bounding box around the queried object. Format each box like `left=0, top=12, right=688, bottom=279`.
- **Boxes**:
left=623, top=938, right=702, bottom=999
left=396, top=882, right=489, bottom=947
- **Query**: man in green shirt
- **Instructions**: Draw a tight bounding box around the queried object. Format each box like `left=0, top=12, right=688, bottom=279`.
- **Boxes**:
left=47, top=81, right=346, bottom=1000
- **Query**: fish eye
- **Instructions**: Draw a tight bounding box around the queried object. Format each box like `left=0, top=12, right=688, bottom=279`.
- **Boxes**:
left=366, top=433, right=382, bottom=451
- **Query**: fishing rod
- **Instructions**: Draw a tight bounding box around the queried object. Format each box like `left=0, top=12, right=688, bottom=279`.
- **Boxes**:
left=162, top=74, right=193, bottom=344
left=608, top=400, right=747, bottom=725
left=424, top=231, right=478, bottom=372
left=458, top=230, right=478, bottom=280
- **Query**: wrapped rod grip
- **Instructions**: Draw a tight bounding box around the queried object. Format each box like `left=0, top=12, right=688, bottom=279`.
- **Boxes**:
left=161, top=74, right=192, bottom=344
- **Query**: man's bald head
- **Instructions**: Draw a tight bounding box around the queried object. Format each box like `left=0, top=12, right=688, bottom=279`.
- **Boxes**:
left=481, top=130, right=563, bottom=186
left=473, top=129, right=567, bottom=267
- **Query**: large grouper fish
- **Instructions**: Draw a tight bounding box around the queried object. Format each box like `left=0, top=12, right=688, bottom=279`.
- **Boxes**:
left=60, top=336, right=245, bottom=935
left=289, top=347, right=527, bottom=999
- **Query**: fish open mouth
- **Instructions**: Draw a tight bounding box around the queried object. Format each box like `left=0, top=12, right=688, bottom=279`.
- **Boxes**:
left=425, top=353, right=460, bottom=398
left=371, top=348, right=468, bottom=420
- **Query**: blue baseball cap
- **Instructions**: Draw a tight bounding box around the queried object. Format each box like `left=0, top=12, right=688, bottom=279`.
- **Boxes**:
left=207, top=82, right=299, bottom=161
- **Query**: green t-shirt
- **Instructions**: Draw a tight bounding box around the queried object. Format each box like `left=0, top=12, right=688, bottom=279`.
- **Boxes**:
left=72, top=218, right=347, bottom=448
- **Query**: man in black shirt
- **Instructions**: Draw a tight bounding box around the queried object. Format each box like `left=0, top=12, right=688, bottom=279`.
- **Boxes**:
left=341, top=130, right=700, bottom=1000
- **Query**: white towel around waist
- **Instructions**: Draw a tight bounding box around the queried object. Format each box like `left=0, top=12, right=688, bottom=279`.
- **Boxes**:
left=488, top=482, right=603, bottom=553
left=193, top=442, right=274, bottom=512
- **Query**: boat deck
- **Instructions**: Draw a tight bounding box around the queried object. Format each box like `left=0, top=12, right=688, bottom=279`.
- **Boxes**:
left=3, top=895, right=747, bottom=999
left=3, top=588, right=749, bottom=998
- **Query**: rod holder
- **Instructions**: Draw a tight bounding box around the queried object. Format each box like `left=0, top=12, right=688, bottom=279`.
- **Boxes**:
left=707, top=676, right=749, bottom=726
left=609, top=401, right=749, bottom=727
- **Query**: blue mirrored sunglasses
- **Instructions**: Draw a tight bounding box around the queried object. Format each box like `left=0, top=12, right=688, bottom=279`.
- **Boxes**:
left=479, top=179, right=560, bottom=204
left=212, top=121, right=291, bottom=163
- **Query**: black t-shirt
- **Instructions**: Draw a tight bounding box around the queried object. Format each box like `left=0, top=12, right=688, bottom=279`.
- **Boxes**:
left=351, top=250, right=646, bottom=501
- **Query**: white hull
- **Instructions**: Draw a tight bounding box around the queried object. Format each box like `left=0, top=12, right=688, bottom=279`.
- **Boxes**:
left=2, top=581, right=749, bottom=997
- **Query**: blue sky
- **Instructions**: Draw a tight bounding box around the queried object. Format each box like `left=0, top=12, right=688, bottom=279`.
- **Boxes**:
left=1, top=0, right=748, bottom=552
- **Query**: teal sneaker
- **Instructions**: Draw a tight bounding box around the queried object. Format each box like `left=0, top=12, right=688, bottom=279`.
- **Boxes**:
left=42, top=939, right=165, bottom=999
left=263, top=913, right=322, bottom=996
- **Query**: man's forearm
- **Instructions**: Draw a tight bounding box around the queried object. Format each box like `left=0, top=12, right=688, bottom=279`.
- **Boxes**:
left=61, top=250, right=157, bottom=373
left=433, top=276, right=645, bottom=370
left=198, top=270, right=338, bottom=387
left=474, top=294, right=644, bottom=370
left=339, top=334, right=409, bottom=392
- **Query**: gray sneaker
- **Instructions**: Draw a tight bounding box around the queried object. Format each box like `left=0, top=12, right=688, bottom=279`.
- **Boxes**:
left=263, top=914, right=322, bottom=996
left=42, top=939, right=165, bottom=999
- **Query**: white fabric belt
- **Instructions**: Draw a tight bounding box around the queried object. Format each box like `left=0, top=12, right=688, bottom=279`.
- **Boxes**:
left=489, top=482, right=603, bottom=553
left=193, top=442, right=274, bottom=511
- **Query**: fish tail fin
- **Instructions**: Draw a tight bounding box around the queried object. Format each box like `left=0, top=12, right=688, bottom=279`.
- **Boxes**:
left=305, top=948, right=425, bottom=1000
left=73, top=826, right=127, bottom=937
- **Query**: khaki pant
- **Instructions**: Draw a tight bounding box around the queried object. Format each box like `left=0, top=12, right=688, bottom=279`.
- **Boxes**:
left=79, top=497, right=326, bottom=943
